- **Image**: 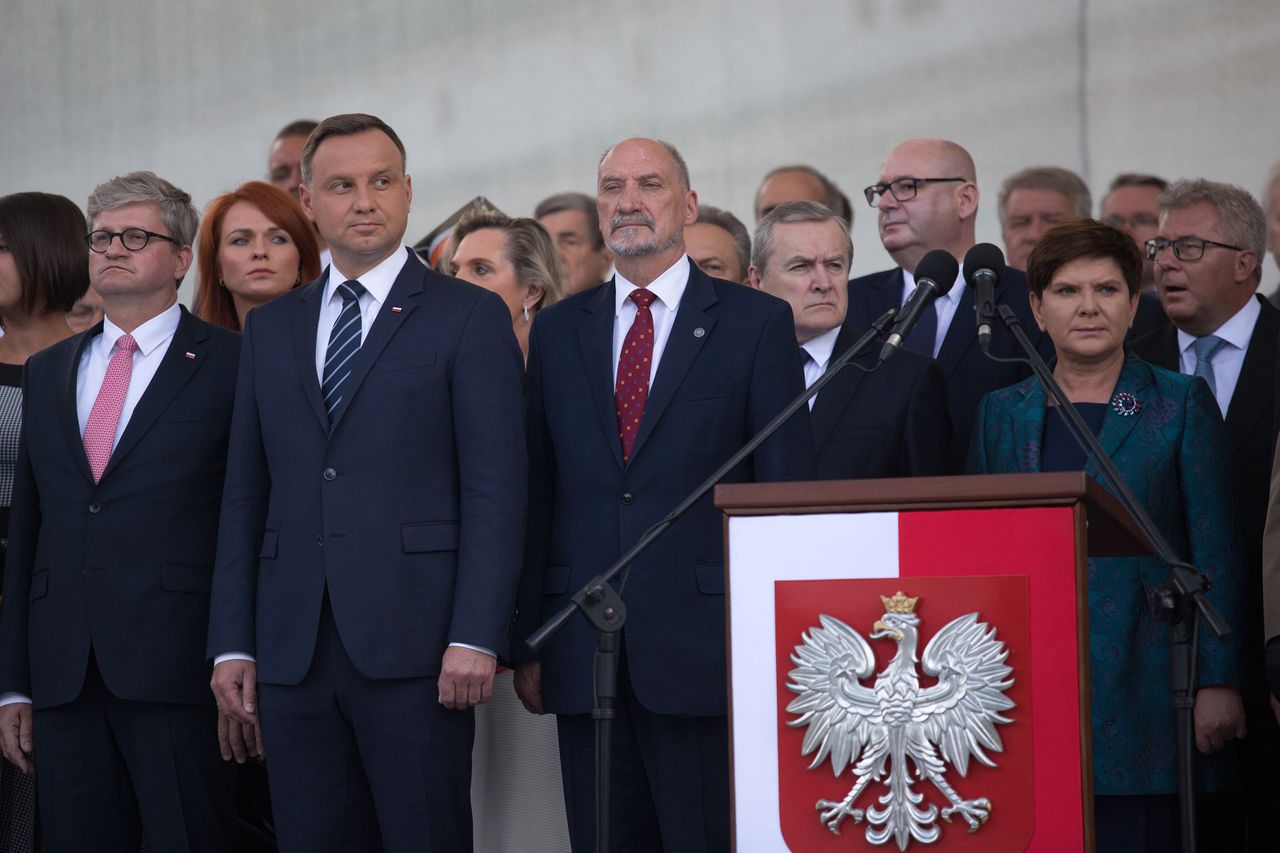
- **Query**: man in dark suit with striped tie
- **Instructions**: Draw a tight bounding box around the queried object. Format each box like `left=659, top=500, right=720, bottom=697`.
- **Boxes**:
left=207, top=114, right=526, bottom=852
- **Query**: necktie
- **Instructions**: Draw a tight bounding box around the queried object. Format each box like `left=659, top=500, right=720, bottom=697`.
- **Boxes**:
left=901, top=295, right=938, bottom=356
left=799, top=347, right=820, bottom=409
left=1191, top=334, right=1228, bottom=397
left=615, top=289, right=658, bottom=464
left=82, top=333, right=139, bottom=482
left=322, top=280, right=367, bottom=421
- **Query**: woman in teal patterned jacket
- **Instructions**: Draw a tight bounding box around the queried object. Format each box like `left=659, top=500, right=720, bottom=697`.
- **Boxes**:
left=967, top=219, right=1244, bottom=851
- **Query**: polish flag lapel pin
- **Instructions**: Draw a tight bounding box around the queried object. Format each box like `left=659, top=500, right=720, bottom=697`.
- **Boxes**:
left=390, top=306, right=403, bottom=313
left=184, top=352, right=196, bottom=360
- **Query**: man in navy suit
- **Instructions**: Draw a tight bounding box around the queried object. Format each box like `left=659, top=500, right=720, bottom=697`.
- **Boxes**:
left=849, top=138, right=1050, bottom=468
left=1130, top=178, right=1277, bottom=850
left=512, top=138, right=815, bottom=851
left=0, top=172, right=239, bottom=851
left=207, top=114, right=526, bottom=852
left=748, top=200, right=950, bottom=478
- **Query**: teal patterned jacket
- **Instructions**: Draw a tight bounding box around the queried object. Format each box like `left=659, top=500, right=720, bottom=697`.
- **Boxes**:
left=967, top=353, right=1243, bottom=795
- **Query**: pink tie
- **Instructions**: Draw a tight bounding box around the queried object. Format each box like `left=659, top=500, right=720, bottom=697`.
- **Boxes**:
left=83, top=333, right=139, bottom=482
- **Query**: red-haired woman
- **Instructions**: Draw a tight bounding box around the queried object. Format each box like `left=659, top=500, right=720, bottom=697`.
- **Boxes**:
left=194, top=181, right=321, bottom=331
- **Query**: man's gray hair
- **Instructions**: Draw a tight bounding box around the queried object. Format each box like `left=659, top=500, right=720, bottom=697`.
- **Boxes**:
left=694, top=205, right=751, bottom=278
left=751, top=200, right=852, bottom=272
left=755, top=164, right=852, bottom=225
left=1160, top=178, right=1266, bottom=282
left=997, top=166, right=1092, bottom=226
left=534, top=191, right=604, bottom=250
left=87, top=171, right=199, bottom=246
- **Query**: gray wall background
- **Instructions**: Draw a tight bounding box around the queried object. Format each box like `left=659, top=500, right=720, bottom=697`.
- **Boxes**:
left=3, top=0, right=1279, bottom=302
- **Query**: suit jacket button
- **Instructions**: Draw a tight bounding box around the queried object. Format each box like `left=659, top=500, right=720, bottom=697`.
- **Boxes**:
left=88, top=502, right=102, bottom=514
left=322, top=468, right=337, bottom=481
left=621, top=493, right=634, bottom=505
left=316, top=534, right=324, bottom=547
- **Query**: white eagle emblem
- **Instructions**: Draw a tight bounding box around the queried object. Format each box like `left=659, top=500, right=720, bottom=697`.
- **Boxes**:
left=785, top=591, right=1015, bottom=850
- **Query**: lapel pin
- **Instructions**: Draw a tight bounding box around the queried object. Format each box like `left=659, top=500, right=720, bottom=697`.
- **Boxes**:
left=693, top=327, right=706, bottom=338
left=1110, top=391, right=1141, bottom=416
left=391, top=306, right=403, bottom=313
left=184, top=352, right=196, bottom=359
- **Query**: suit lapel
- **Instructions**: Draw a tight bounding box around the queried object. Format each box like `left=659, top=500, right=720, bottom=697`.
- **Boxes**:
left=1224, top=296, right=1278, bottom=450
left=810, top=322, right=868, bottom=450
left=866, top=268, right=903, bottom=319
left=60, top=325, right=100, bottom=483
left=100, top=308, right=208, bottom=481
left=292, top=277, right=329, bottom=430
left=1010, top=382, right=1046, bottom=473
left=1142, top=324, right=1180, bottom=371
left=935, top=281, right=977, bottom=379
left=1097, top=356, right=1151, bottom=459
left=578, top=281, right=624, bottom=469
left=328, top=249, right=423, bottom=432
left=628, top=268, right=718, bottom=465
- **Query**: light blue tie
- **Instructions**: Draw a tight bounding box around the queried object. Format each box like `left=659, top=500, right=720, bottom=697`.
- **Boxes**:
left=1191, top=335, right=1227, bottom=397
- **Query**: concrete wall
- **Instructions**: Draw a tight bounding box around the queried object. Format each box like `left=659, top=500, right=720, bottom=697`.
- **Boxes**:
left=3, top=0, right=1279, bottom=301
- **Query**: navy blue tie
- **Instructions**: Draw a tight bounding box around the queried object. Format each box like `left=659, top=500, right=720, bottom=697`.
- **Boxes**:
left=901, top=296, right=938, bottom=356
left=322, top=280, right=366, bottom=420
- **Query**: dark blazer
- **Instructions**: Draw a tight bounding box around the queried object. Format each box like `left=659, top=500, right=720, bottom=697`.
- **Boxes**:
left=968, top=354, right=1243, bottom=794
left=812, top=321, right=952, bottom=478
left=847, top=264, right=1052, bottom=469
left=207, top=249, right=526, bottom=684
left=1130, top=295, right=1280, bottom=587
left=515, top=263, right=816, bottom=716
left=0, top=308, right=240, bottom=709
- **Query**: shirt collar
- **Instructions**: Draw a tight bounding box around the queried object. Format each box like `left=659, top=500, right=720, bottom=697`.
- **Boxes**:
left=614, top=255, right=692, bottom=316
left=1176, top=295, right=1261, bottom=354
left=326, top=246, right=413, bottom=307
left=800, top=324, right=842, bottom=370
left=901, top=262, right=967, bottom=306
left=102, top=301, right=181, bottom=357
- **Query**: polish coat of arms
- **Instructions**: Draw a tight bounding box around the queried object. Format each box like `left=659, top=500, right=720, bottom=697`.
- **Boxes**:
left=785, top=591, right=1015, bottom=850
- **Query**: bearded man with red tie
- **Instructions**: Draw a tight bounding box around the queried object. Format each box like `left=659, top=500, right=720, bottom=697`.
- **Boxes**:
left=512, top=137, right=815, bottom=852
left=0, top=172, right=240, bottom=851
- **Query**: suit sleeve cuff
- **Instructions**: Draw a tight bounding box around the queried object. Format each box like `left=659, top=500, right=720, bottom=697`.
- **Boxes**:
left=0, top=693, right=32, bottom=707
left=214, top=652, right=256, bottom=666
left=448, top=642, right=495, bottom=658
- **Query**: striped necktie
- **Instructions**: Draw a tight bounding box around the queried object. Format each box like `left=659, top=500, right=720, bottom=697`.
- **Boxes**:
left=322, top=280, right=367, bottom=421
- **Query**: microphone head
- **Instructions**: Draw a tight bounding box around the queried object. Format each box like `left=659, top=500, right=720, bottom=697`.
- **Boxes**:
left=913, top=249, right=959, bottom=295
left=963, top=243, right=1006, bottom=286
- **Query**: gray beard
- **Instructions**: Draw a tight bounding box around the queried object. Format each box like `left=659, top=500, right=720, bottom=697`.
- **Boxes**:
left=607, top=227, right=683, bottom=258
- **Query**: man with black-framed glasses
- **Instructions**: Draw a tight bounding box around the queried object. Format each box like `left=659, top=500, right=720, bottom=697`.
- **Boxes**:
left=1132, top=177, right=1278, bottom=850
left=848, top=137, right=1050, bottom=468
left=0, top=171, right=241, bottom=851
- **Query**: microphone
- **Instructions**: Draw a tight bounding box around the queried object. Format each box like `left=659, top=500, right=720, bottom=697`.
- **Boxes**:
left=878, top=249, right=958, bottom=362
left=964, top=243, right=1006, bottom=354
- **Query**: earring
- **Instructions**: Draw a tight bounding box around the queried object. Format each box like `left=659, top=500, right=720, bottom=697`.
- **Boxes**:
left=523, top=305, right=530, bottom=322
left=218, top=279, right=227, bottom=289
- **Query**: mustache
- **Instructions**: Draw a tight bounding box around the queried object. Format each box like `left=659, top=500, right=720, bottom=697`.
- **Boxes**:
left=610, top=213, right=655, bottom=233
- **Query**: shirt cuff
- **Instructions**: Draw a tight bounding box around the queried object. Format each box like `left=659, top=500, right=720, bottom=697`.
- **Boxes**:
left=0, top=692, right=32, bottom=707
left=214, top=652, right=256, bottom=666
left=448, top=642, right=495, bottom=658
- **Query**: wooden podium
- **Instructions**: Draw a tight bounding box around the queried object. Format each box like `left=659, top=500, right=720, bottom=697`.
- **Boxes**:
left=715, top=473, right=1151, bottom=853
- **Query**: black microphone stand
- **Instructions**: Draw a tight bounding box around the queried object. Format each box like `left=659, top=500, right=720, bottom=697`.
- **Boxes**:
left=526, top=307, right=898, bottom=853
left=991, top=304, right=1230, bottom=853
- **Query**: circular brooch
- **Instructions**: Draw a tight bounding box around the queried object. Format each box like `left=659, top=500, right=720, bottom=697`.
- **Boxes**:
left=1110, top=391, right=1142, bottom=417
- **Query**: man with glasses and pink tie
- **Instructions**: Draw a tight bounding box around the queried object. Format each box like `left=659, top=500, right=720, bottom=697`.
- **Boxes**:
left=0, top=171, right=241, bottom=852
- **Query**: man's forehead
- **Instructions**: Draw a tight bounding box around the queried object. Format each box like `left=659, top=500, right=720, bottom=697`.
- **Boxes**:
left=93, top=201, right=162, bottom=228
left=775, top=221, right=849, bottom=257
left=600, top=141, right=672, bottom=176
left=1159, top=203, right=1222, bottom=234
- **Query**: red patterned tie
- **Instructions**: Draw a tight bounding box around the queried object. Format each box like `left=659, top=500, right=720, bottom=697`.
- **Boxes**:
left=615, top=288, right=658, bottom=464
left=82, top=333, right=139, bottom=482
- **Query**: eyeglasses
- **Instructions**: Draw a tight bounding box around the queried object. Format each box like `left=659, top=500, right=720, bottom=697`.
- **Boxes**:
left=1143, top=236, right=1243, bottom=262
left=863, top=177, right=965, bottom=207
left=1102, top=213, right=1158, bottom=231
left=86, top=228, right=180, bottom=254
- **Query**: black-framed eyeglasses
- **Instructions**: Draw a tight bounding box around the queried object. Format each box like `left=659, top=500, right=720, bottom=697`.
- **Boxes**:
left=1143, top=236, right=1243, bottom=262
left=86, top=228, right=180, bottom=254
left=863, top=177, right=965, bottom=207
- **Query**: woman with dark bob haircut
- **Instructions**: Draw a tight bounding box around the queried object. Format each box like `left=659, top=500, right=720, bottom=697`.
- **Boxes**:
left=194, top=181, right=321, bottom=332
left=968, top=219, right=1245, bottom=850
left=0, top=191, right=88, bottom=853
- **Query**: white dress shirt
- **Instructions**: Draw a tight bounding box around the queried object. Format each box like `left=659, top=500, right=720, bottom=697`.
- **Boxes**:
left=799, top=326, right=842, bottom=409
left=612, top=255, right=691, bottom=387
left=899, top=265, right=968, bottom=359
left=218, top=246, right=492, bottom=667
left=1176, top=296, right=1260, bottom=418
left=1, top=303, right=182, bottom=707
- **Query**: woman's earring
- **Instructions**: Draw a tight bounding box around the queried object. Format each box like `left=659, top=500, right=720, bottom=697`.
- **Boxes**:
left=523, top=305, right=530, bottom=323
